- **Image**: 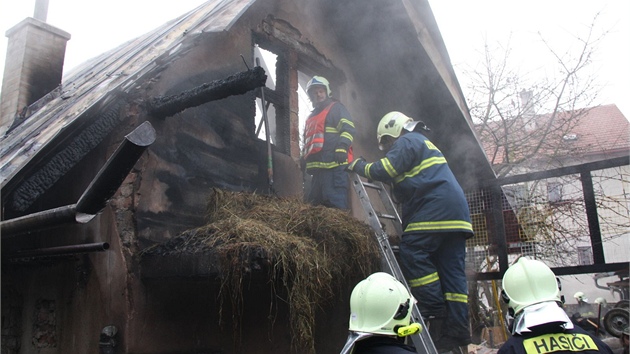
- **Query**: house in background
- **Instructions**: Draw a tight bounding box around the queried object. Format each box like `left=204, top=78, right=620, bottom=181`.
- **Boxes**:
left=479, top=103, right=630, bottom=304
left=0, top=1, right=497, bottom=353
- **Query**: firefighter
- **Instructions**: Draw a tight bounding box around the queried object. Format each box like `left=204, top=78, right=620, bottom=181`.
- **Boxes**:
left=339, top=272, right=420, bottom=354
left=347, top=111, right=473, bottom=352
left=498, top=257, right=613, bottom=354
left=302, top=75, right=356, bottom=210
left=571, top=291, right=598, bottom=335
left=574, top=292, right=596, bottom=317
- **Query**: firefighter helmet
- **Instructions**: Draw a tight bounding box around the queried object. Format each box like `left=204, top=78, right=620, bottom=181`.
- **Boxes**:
left=594, top=297, right=607, bottom=306
left=306, top=76, right=332, bottom=97
left=349, top=272, right=413, bottom=336
left=574, top=291, right=588, bottom=302
left=376, top=112, right=429, bottom=150
left=501, top=257, right=561, bottom=315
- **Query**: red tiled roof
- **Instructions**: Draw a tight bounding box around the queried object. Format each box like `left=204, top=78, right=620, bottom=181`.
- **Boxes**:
left=479, top=104, right=629, bottom=166
left=567, top=104, right=630, bottom=155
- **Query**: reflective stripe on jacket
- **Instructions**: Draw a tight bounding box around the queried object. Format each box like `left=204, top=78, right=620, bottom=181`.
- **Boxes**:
left=352, top=132, right=473, bottom=235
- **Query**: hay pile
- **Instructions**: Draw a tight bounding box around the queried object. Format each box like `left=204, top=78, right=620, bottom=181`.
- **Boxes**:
left=142, top=188, right=381, bottom=353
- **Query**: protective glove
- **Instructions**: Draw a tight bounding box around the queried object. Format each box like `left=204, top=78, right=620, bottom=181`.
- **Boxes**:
left=346, top=157, right=365, bottom=172
left=335, top=149, right=348, bottom=164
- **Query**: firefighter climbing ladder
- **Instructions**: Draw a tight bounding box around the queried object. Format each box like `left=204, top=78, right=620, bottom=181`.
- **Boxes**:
left=351, top=173, right=439, bottom=354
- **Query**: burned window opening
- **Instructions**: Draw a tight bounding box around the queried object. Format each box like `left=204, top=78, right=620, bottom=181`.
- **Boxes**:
left=254, top=46, right=278, bottom=146
left=253, top=27, right=345, bottom=159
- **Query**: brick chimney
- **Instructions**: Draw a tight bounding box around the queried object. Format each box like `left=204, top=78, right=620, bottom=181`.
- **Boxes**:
left=0, top=0, right=70, bottom=135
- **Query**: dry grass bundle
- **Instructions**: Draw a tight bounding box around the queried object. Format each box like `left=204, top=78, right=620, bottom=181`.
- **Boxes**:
left=143, top=188, right=381, bottom=353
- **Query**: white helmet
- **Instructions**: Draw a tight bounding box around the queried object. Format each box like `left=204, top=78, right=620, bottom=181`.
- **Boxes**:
left=501, top=257, right=561, bottom=315
left=376, top=112, right=429, bottom=150
left=349, top=272, right=414, bottom=336
left=306, top=76, right=332, bottom=97
left=574, top=291, right=588, bottom=302
left=594, top=297, right=607, bottom=306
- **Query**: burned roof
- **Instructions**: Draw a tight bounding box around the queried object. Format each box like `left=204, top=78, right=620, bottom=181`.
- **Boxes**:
left=0, top=0, right=255, bottom=188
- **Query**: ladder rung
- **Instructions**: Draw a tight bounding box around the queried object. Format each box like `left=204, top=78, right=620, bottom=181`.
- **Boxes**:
left=361, top=181, right=383, bottom=190
left=377, top=213, right=397, bottom=221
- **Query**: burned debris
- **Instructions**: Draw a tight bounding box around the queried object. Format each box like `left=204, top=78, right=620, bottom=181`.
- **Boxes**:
left=141, top=188, right=381, bottom=353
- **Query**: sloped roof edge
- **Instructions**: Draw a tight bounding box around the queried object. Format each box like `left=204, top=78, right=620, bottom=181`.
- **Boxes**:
left=0, top=0, right=256, bottom=188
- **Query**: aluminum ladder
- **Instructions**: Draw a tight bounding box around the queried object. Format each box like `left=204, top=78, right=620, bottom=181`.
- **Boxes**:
left=350, top=173, right=439, bottom=354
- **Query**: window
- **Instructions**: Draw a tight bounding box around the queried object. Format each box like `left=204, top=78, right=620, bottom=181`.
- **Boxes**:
left=547, top=181, right=563, bottom=203
left=254, top=46, right=278, bottom=144
left=577, top=246, right=593, bottom=265
left=253, top=26, right=343, bottom=158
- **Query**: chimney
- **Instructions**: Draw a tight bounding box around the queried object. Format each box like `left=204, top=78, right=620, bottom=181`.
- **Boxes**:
left=519, top=89, right=534, bottom=118
left=0, top=0, right=70, bottom=135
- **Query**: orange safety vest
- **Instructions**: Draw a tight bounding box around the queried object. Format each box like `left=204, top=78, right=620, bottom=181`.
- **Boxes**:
left=303, top=102, right=335, bottom=158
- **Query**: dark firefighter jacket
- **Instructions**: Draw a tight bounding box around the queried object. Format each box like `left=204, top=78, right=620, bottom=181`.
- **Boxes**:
left=498, top=324, right=614, bottom=354
left=303, top=99, right=355, bottom=173
left=351, top=131, right=473, bottom=235
left=353, top=336, right=417, bottom=353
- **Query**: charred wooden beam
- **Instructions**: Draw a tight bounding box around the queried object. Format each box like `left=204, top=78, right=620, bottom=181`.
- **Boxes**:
left=8, top=101, right=126, bottom=213
left=1, top=122, right=155, bottom=238
left=147, top=66, right=267, bottom=118
left=4, top=242, right=110, bottom=260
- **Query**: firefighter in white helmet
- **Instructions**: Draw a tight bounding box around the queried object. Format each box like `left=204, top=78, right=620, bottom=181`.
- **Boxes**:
left=301, top=75, right=356, bottom=210
left=571, top=291, right=598, bottom=335
left=347, top=111, right=473, bottom=351
left=498, top=257, right=613, bottom=354
left=340, top=272, right=421, bottom=354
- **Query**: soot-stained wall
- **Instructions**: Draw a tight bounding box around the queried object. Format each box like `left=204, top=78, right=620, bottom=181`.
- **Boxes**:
left=1, top=0, right=490, bottom=353
left=135, top=33, right=270, bottom=244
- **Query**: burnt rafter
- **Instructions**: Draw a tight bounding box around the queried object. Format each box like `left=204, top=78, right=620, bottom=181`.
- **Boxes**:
left=147, top=66, right=267, bottom=118
left=1, top=121, right=156, bottom=238
left=8, top=101, right=126, bottom=213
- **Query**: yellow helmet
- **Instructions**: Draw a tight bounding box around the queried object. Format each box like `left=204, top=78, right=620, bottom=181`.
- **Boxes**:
left=501, top=257, right=560, bottom=315
left=349, top=272, right=413, bottom=336
left=306, top=76, right=331, bottom=97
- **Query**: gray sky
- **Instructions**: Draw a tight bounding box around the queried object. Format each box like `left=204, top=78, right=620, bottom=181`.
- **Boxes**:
left=429, top=0, right=630, bottom=118
left=1, top=0, right=629, bottom=118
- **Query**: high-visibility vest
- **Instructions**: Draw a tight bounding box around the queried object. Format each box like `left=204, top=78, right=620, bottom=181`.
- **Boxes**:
left=303, top=102, right=335, bottom=158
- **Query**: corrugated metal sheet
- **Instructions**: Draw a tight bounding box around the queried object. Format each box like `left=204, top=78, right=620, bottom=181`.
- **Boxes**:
left=0, top=0, right=255, bottom=188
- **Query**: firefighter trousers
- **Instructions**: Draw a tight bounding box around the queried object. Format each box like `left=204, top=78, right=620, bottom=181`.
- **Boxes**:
left=399, top=232, right=470, bottom=341
left=306, top=165, right=349, bottom=210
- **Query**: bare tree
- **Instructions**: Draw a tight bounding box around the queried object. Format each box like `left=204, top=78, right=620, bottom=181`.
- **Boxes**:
left=459, top=14, right=629, bottom=345
left=465, top=14, right=608, bottom=178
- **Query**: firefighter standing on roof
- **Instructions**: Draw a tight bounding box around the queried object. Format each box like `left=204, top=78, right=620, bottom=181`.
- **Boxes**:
left=347, top=111, right=473, bottom=352
left=302, top=76, right=355, bottom=210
